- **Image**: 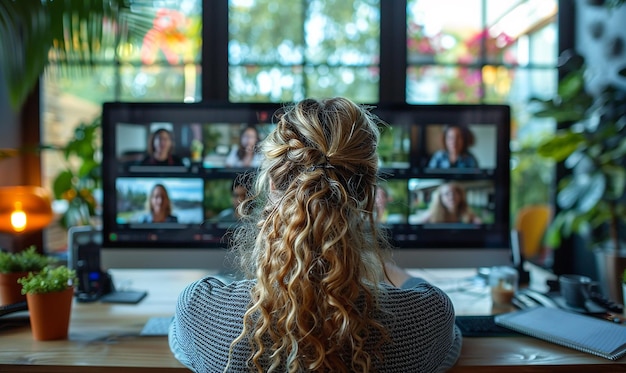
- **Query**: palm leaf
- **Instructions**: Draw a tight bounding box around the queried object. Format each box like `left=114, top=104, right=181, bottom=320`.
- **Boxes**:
left=0, top=0, right=155, bottom=110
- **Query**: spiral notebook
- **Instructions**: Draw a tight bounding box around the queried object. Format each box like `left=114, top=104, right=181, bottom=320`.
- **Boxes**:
left=494, top=307, right=626, bottom=361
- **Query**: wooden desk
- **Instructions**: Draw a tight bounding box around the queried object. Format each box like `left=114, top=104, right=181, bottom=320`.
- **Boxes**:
left=0, top=267, right=624, bottom=372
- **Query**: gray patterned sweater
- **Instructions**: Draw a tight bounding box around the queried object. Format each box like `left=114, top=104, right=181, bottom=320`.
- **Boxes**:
left=169, top=277, right=462, bottom=372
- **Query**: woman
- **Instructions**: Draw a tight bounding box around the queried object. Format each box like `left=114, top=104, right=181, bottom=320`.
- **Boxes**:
left=141, top=128, right=184, bottom=166
left=140, top=184, right=178, bottom=223
left=427, top=124, right=478, bottom=169
left=415, top=182, right=482, bottom=224
left=225, top=126, right=263, bottom=168
left=169, top=98, right=461, bottom=372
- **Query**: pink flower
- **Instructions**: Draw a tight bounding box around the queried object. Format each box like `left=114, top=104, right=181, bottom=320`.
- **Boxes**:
left=141, top=9, right=190, bottom=65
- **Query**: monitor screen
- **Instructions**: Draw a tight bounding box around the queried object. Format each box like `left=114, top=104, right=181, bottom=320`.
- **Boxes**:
left=100, top=102, right=512, bottom=270
left=373, top=104, right=511, bottom=267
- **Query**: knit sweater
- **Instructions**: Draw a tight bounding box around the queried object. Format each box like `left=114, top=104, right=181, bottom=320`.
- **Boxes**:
left=169, top=276, right=462, bottom=372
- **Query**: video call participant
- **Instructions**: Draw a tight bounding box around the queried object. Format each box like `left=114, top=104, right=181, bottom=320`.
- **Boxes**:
left=427, top=124, right=478, bottom=169
left=141, top=128, right=185, bottom=166
left=414, top=181, right=482, bottom=224
left=225, top=125, right=263, bottom=168
left=211, top=176, right=249, bottom=223
left=169, top=97, right=461, bottom=372
left=374, top=185, right=392, bottom=224
left=139, top=183, right=178, bottom=223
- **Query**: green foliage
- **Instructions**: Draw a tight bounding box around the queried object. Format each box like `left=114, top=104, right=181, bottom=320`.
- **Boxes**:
left=531, top=51, right=626, bottom=250
left=0, top=246, right=54, bottom=274
left=509, top=143, right=553, bottom=226
left=45, top=117, right=102, bottom=229
left=606, top=0, right=626, bottom=8
left=228, top=0, right=380, bottom=102
left=0, top=0, right=157, bottom=110
left=18, top=265, right=77, bottom=295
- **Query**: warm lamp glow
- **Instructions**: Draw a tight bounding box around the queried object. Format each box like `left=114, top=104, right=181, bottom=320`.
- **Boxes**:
left=0, top=186, right=54, bottom=234
left=10, top=202, right=27, bottom=232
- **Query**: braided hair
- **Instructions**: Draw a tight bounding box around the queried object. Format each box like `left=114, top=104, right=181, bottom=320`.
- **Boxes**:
left=229, top=97, right=391, bottom=373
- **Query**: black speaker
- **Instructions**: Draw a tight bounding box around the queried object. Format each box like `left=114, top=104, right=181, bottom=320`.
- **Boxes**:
left=67, top=226, right=112, bottom=302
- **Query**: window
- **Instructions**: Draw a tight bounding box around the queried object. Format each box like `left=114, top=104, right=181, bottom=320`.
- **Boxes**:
left=228, top=0, right=380, bottom=102
left=41, top=0, right=559, bottom=250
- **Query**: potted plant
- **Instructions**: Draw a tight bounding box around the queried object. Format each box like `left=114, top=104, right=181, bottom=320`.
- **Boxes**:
left=18, top=265, right=77, bottom=341
left=0, top=246, right=52, bottom=305
left=45, top=117, right=102, bottom=229
left=531, top=50, right=626, bottom=303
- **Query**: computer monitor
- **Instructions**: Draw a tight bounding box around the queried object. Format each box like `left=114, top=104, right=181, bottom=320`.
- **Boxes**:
left=372, top=104, right=512, bottom=268
left=100, top=102, right=512, bottom=270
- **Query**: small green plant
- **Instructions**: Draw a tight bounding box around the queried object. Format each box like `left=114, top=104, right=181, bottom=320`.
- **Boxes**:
left=0, top=246, right=54, bottom=274
left=18, top=265, right=77, bottom=295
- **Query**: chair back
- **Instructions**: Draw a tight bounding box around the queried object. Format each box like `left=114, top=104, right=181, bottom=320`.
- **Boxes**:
left=514, top=205, right=551, bottom=259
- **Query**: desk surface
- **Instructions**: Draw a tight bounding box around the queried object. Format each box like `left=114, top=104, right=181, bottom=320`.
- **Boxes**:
left=0, top=267, right=624, bottom=373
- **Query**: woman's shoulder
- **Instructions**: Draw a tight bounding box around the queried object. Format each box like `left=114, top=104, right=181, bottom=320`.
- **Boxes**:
left=137, top=213, right=152, bottom=223
left=182, top=276, right=254, bottom=296
left=381, top=281, right=454, bottom=314
left=190, top=275, right=253, bottom=288
left=177, top=276, right=254, bottom=311
left=430, top=149, right=447, bottom=158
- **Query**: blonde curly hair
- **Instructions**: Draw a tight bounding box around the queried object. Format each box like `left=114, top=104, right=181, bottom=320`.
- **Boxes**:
left=229, top=97, right=391, bottom=372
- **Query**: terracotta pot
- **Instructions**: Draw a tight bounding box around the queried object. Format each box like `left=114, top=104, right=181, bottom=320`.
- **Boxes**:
left=0, top=272, right=28, bottom=305
left=26, top=287, right=74, bottom=341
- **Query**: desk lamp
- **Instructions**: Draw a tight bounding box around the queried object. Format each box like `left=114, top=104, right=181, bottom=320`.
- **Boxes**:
left=0, top=186, right=53, bottom=234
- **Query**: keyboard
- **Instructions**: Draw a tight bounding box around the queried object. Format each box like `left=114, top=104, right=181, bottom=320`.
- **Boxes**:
left=455, top=315, right=520, bottom=337
left=140, top=316, right=173, bottom=336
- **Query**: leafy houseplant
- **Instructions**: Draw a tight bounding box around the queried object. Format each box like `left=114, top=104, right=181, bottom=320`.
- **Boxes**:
left=0, top=246, right=53, bottom=305
left=46, top=117, right=102, bottom=229
left=0, top=246, right=52, bottom=274
left=0, top=1, right=155, bottom=111
left=18, top=265, right=77, bottom=295
left=18, top=265, right=77, bottom=341
left=531, top=50, right=626, bottom=301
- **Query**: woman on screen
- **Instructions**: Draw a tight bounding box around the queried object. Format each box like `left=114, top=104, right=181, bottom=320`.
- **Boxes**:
left=415, top=182, right=482, bottom=224
left=139, top=184, right=178, bottom=223
left=141, top=128, right=184, bottom=166
left=225, top=125, right=263, bottom=168
left=374, top=185, right=392, bottom=223
left=169, top=97, right=461, bottom=372
left=427, top=124, right=478, bottom=169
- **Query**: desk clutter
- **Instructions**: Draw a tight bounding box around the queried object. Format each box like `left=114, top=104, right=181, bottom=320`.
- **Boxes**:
left=455, top=269, right=626, bottom=361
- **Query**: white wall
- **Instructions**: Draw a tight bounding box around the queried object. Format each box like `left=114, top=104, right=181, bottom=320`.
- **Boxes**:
left=576, top=0, right=626, bottom=93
